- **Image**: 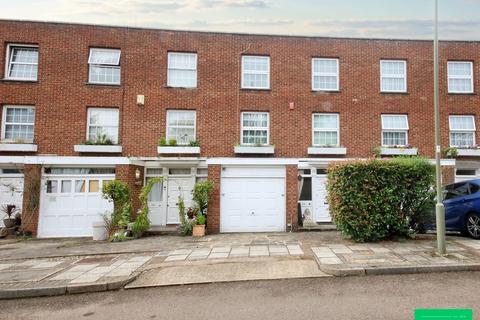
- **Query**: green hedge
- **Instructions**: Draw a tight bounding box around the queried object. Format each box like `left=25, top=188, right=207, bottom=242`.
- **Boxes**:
left=327, top=157, right=435, bottom=242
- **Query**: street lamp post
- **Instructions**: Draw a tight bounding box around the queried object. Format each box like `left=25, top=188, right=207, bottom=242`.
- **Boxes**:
left=434, top=0, right=446, bottom=255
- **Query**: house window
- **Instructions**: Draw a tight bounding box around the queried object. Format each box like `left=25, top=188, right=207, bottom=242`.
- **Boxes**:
left=241, top=56, right=270, bottom=89
left=87, top=108, right=119, bottom=144
left=449, top=115, right=475, bottom=147
left=381, top=115, right=409, bottom=146
left=312, top=113, right=339, bottom=146
left=5, top=44, right=38, bottom=81
left=312, top=58, right=339, bottom=91
left=448, top=62, right=473, bottom=93
left=88, top=48, right=121, bottom=85
left=1, top=106, right=35, bottom=142
left=241, top=112, right=269, bottom=145
left=166, top=110, right=196, bottom=145
left=380, top=60, right=407, bottom=92
left=167, top=52, right=197, bottom=88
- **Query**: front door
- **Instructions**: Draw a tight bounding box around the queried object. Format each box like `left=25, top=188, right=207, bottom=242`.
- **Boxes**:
left=147, top=178, right=166, bottom=226
left=166, top=177, right=194, bottom=224
left=312, top=175, right=331, bottom=222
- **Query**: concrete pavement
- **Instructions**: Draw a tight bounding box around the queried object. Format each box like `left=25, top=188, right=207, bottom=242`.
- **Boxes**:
left=1, top=272, right=478, bottom=320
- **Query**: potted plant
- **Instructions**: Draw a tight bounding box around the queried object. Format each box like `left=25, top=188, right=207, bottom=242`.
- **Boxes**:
left=192, top=214, right=206, bottom=237
left=1, top=205, right=19, bottom=228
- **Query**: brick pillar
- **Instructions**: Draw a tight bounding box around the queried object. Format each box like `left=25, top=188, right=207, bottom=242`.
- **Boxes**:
left=286, top=165, right=299, bottom=231
left=115, top=164, right=144, bottom=217
left=442, top=166, right=455, bottom=185
left=207, top=165, right=221, bottom=234
left=21, top=164, right=42, bottom=236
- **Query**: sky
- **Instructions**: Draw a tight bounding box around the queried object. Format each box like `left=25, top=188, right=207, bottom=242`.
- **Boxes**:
left=1, top=0, right=480, bottom=40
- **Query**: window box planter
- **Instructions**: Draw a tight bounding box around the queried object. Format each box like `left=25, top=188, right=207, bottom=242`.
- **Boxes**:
left=380, top=147, right=418, bottom=156
left=0, top=143, right=37, bottom=152
left=456, top=148, right=480, bottom=157
left=308, top=146, right=347, bottom=155
left=234, top=145, right=275, bottom=154
left=74, top=145, right=123, bottom=153
left=157, top=146, right=201, bottom=154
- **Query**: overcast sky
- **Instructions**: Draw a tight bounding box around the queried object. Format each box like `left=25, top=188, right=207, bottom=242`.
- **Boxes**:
left=1, top=0, right=480, bottom=40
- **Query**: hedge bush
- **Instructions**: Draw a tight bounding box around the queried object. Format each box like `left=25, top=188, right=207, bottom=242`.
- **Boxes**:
left=327, top=157, right=435, bottom=242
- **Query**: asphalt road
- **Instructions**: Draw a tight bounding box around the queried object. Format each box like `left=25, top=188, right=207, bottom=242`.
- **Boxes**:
left=0, top=272, right=478, bottom=320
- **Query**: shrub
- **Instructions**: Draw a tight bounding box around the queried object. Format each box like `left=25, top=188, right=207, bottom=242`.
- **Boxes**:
left=327, top=157, right=435, bottom=242
left=178, top=196, right=195, bottom=236
left=168, top=138, right=177, bottom=146
left=158, top=137, right=167, bottom=146
left=196, top=214, right=206, bottom=225
left=192, top=180, right=214, bottom=215
left=85, top=133, right=114, bottom=145
left=132, top=176, right=164, bottom=238
left=102, top=180, right=131, bottom=230
left=189, top=140, right=200, bottom=147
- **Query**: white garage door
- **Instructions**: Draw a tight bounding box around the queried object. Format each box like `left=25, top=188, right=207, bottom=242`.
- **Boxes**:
left=0, top=169, right=24, bottom=227
left=38, top=169, right=114, bottom=238
left=220, top=166, right=285, bottom=232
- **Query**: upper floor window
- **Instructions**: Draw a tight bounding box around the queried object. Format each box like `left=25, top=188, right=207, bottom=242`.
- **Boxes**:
left=166, top=110, right=196, bottom=145
left=5, top=44, right=38, bottom=81
left=449, top=115, right=475, bottom=147
left=241, top=112, right=269, bottom=145
left=167, top=52, right=197, bottom=88
left=88, top=48, right=121, bottom=85
left=241, top=56, right=270, bottom=89
left=312, top=113, right=339, bottom=146
left=381, top=114, right=409, bottom=146
left=1, top=106, right=35, bottom=142
left=312, top=58, right=339, bottom=91
left=380, top=60, right=407, bottom=93
left=87, top=108, right=119, bottom=144
left=448, top=61, right=473, bottom=93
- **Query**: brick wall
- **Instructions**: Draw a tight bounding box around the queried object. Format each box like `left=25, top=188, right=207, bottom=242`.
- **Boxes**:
left=20, top=164, right=41, bottom=235
left=115, top=164, right=144, bottom=217
left=206, top=165, right=221, bottom=234
left=286, top=165, right=299, bottom=230
left=0, top=20, right=479, bottom=160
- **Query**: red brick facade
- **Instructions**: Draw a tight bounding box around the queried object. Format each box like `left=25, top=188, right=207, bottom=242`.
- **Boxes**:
left=20, top=164, right=41, bottom=235
left=206, top=165, right=221, bottom=234
left=115, top=164, right=144, bottom=217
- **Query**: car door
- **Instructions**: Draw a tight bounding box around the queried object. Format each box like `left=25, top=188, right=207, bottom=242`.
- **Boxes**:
left=443, top=182, right=471, bottom=230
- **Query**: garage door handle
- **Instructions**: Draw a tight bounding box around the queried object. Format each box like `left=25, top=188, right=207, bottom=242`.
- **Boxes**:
left=251, top=211, right=255, bottom=215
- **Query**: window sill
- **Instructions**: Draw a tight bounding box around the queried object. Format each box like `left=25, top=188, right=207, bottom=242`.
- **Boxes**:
left=157, top=146, right=200, bottom=154
left=308, top=146, right=346, bottom=155
left=380, top=147, right=417, bottom=156
left=456, top=148, right=480, bottom=157
left=0, top=143, right=37, bottom=152
left=74, top=145, right=123, bottom=153
left=234, top=145, right=275, bottom=154
left=164, top=85, right=198, bottom=90
left=380, top=91, right=409, bottom=95
left=85, top=83, right=122, bottom=88
left=0, top=78, right=38, bottom=83
left=312, top=89, right=341, bottom=94
left=447, top=92, right=476, bottom=96
left=240, top=88, right=271, bottom=92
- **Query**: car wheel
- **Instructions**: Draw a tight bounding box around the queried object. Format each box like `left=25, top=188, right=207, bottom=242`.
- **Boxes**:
left=465, top=213, right=480, bottom=239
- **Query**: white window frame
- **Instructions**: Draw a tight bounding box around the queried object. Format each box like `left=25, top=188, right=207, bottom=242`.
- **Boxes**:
left=312, top=113, right=340, bottom=147
left=5, top=44, right=39, bottom=81
left=86, top=108, right=120, bottom=144
left=88, top=48, right=121, bottom=85
left=166, top=110, right=197, bottom=145
left=447, top=61, right=474, bottom=94
left=240, top=112, right=270, bottom=145
left=380, top=60, right=407, bottom=93
left=381, top=114, right=409, bottom=146
left=167, top=52, right=198, bottom=88
left=241, top=55, right=270, bottom=90
left=449, top=115, right=476, bottom=147
left=311, top=58, right=339, bottom=91
left=1, top=105, right=36, bottom=142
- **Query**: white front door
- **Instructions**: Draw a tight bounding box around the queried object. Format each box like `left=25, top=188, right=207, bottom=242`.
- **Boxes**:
left=147, top=179, right=166, bottom=226
left=221, top=166, right=286, bottom=232
left=38, top=175, right=114, bottom=237
left=312, top=175, right=331, bottom=222
left=166, top=177, right=194, bottom=224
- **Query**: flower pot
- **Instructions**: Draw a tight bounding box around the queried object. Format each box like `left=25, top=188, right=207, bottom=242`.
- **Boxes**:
left=92, top=221, right=108, bottom=241
left=192, top=224, right=206, bottom=237
left=3, top=218, right=16, bottom=229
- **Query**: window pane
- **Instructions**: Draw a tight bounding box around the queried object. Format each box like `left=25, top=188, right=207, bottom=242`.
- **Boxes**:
left=89, top=180, right=99, bottom=193
left=382, top=115, right=408, bottom=130
left=75, top=180, right=86, bottom=193
left=242, top=130, right=268, bottom=145
left=450, top=132, right=474, bottom=147
left=242, top=56, right=269, bottom=89
left=383, top=131, right=407, bottom=146
left=46, top=180, right=57, bottom=193
left=313, top=114, right=338, bottom=130
left=89, top=49, right=120, bottom=65
left=450, top=116, right=475, bottom=130
left=8, top=47, right=38, bottom=80
left=61, top=180, right=72, bottom=193
left=3, top=107, right=35, bottom=141
left=448, top=62, right=472, bottom=76
left=448, top=78, right=472, bottom=93
left=299, top=177, right=312, bottom=201
left=381, top=77, right=405, bottom=91
left=167, top=53, right=197, bottom=87
left=381, top=61, right=405, bottom=75
left=89, top=66, right=121, bottom=84
left=242, top=113, right=268, bottom=128
left=146, top=178, right=163, bottom=202
left=314, top=131, right=338, bottom=146
left=169, top=168, right=191, bottom=175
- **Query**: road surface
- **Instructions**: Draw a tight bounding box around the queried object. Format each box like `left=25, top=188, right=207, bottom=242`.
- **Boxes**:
left=0, top=272, right=478, bottom=320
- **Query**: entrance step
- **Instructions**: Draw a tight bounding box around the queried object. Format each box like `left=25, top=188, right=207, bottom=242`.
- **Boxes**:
left=298, top=223, right=337, bottom=232
left=146, top=226, right=178, bottom=236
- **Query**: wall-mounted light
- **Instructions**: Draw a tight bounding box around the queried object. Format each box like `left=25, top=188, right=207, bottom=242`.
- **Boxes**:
left=135, top=168, right=141, bottom=180
left=136, top=94, right=145, bottom=106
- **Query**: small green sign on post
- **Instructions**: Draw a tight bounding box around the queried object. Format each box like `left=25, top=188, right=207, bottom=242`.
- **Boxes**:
left=415, top=309, right=472, bottom=320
